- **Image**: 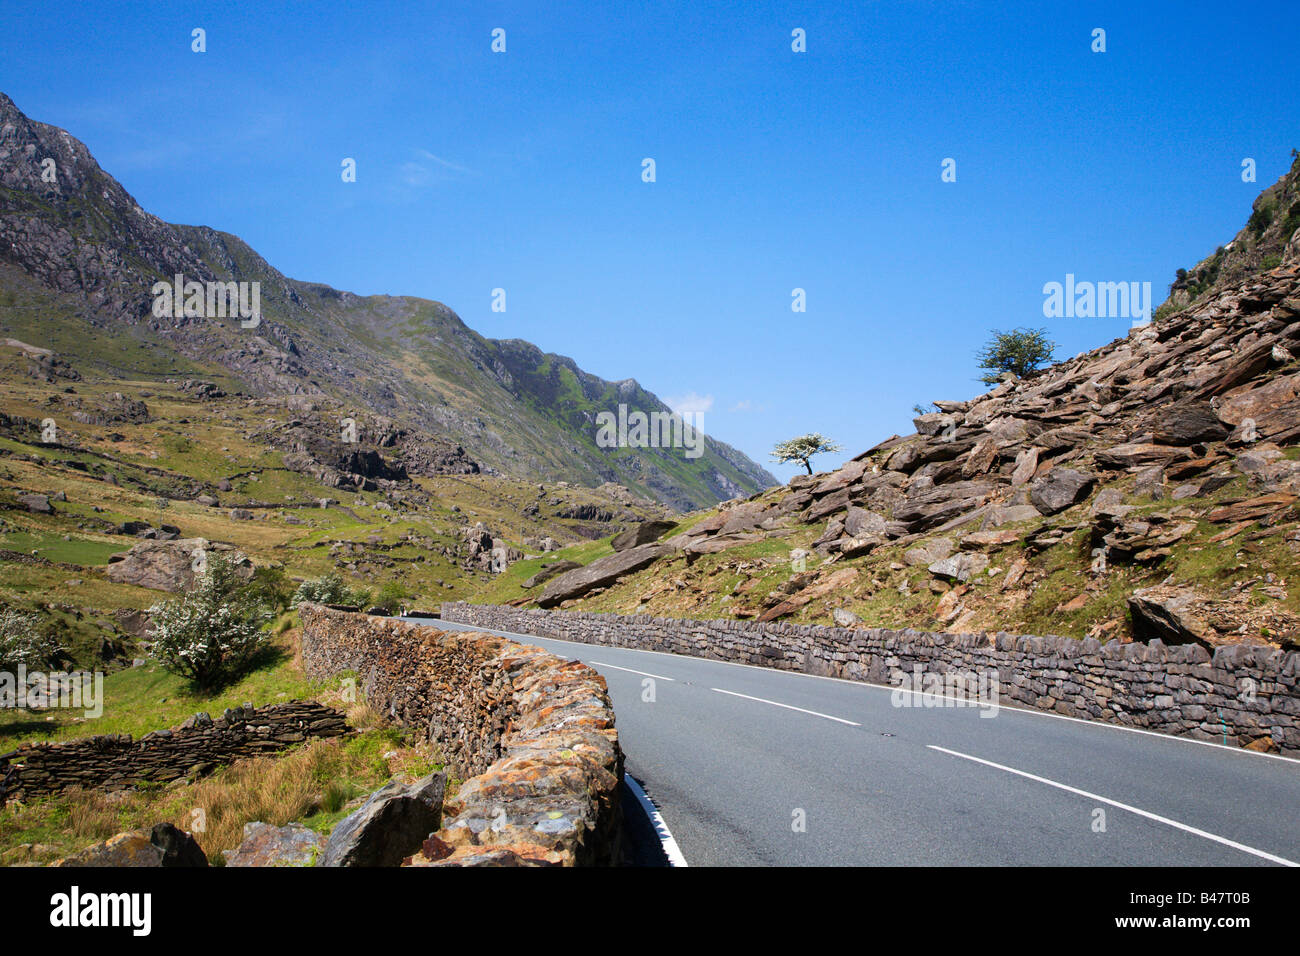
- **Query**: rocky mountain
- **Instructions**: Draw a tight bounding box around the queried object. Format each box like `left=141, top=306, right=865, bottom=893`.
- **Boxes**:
left=1159, top=153, right=1300, bottom=318
left=522, top=158, right=1300, bottom=651
left=0, top=92, right=774, bottom=511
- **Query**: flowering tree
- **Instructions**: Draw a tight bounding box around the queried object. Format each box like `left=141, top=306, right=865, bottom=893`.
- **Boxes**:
left=771, top=433, right=842, bottom=475
left=149, top=554, right=271, bottom=689
left=0, top=608, right=58, bottom=671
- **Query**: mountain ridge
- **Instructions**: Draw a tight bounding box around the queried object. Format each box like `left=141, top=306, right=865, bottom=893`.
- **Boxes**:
left=0, top=91, right=774, bottom=510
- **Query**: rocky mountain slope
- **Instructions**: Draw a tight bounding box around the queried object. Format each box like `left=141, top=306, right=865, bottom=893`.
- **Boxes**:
left=0, top=92, right=773, bottom=511
left=519, top=158, right=1300, bottom=651
left=1159, top=152, right=1300, bottom=319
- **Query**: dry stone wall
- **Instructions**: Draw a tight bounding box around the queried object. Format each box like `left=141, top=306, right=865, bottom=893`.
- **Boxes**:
left=0, top=701, right=348, bottom=803
left=298, top=604, right=623, bottom=866
left=441, top=602, right=1300, bottom=754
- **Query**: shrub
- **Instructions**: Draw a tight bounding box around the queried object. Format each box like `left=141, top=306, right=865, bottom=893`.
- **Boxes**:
left=1248, top=202, right=1275, bottom=237
left=1152, top=302, right=1179, bottom=324
left=1281, top=200, right=1300, bottom=241
left=0, top=608, right=59, bottom=671
left=370, top=580, right=408, bottom=615
left=247, top=566, right=294, bottom=614
left=148, top=555, right=272, bottom=690
left=291, top=573, right=366, bottom=609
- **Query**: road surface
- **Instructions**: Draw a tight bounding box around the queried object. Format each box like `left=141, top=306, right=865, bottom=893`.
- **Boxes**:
left=417, top=617, right=1300, bottom=867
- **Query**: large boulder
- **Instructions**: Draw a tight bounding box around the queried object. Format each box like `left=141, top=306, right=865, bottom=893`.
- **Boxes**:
left=811, top=460, right=868, bottom=495
left=536, top=543, right=670, bottom=607
left=1128, top=587, right=1214, bottom=648
left=1153, top=402, right=1229, bottom=445
left=986, top=504, right=1043, bottom=527
left=1094, top=443, right=1186, bottom=469
left=1010, top=447, right=1039, bottom=485
left=681, top=531, right=764, bottom=558
left=719, top=501, right=777, bottom=533
left=223, top=822, right=323, bottom=867
left=105, top=538, right=251, bottom=592
left=893, top=481, right=995, bottom=531
left=1214, top=371, right=1300, bottom=441
left=904, top=537, right=954, bottom=566
left=844, top=507, right=887, bottom=538
left=610, top=519, right=677, bottom=551
left=320, top=773, right=446, bottom=867
left=1029, top=468, right=1095, bottom=515
left=959, top=529, right=1020, bottom=550
left=147, top=822, right=209, bottom=866
left=17, top=492, right=52, bottom=514
left=927, top=552, right=989, bottom=583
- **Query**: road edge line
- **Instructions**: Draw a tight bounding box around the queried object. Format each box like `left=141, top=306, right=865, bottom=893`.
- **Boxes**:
left=625, top=774, right=688, bottom=867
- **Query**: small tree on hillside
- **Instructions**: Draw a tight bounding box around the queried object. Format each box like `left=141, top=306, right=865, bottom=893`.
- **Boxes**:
left=772, top=433, right=842, bottom=475
left=976, top=327, right=1057, bottom=384
left=149, top=555, right=271, bottom=690
left=0, top=608, right=59, bottom=672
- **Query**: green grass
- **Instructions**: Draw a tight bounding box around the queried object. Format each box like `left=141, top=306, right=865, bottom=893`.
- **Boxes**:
left=0, top=531, right=123, bottom=566
left=0, top=636, right=320, bottom=748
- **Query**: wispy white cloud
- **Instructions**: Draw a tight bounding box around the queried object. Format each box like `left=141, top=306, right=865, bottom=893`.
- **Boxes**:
left=416, top=148, right=475, bottom=175
left=395, top=148, right=476, bottom=191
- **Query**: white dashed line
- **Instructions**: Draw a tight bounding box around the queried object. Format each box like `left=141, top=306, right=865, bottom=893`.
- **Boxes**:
left=589, top=661, right=676, bottom=681
left=712, top=688, right=861, bottom=726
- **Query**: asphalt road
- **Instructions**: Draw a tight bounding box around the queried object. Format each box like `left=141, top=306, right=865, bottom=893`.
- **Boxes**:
left=417, top=617, right=1300, bottom=867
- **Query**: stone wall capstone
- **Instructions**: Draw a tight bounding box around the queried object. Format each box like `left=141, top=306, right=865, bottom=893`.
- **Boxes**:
left=297, top=604, right=623, bottom=866
left=0, top=700, right=349, bottom=803
left=440, top=602, right=1300, bottom=755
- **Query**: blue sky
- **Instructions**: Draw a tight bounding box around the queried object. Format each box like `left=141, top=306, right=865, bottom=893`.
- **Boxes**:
left=3, top=0, right=1297, bottom=482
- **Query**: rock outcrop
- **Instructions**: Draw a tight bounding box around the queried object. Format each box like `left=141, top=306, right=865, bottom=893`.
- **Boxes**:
left=105, top=538, right=251, bottom=592
left=536, top=543, right=671, bottom=608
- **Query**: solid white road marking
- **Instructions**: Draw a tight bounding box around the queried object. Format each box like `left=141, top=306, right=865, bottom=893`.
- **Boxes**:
left=927, top=744, right=1299, bottom=867
left=589, top=661, right=676, bottom=681
left=712, top=688, right=861, bottom=726
left=625, top=775, right=688, bottom=867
